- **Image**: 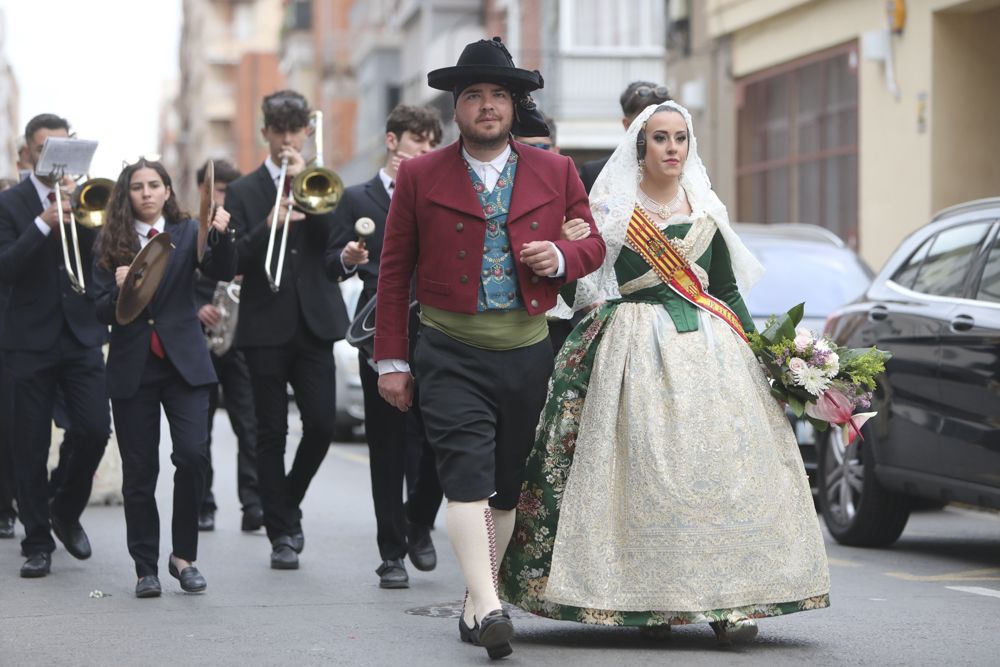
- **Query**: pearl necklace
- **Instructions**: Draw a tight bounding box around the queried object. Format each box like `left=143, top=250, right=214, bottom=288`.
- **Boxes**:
left=637, top=186, right=686, bottom=220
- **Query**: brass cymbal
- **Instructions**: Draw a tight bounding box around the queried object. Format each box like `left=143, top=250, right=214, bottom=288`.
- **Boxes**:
left=115, top=233, right=174, bottom=325
left=197, top=159, right=214, bottom=262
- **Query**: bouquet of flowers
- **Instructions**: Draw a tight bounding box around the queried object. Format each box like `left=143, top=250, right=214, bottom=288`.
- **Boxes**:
left=748, top=303, right=892, bottom=441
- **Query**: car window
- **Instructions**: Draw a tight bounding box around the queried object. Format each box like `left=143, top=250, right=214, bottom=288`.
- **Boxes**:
left=975, top=234, right=1000, bottom=303
left=741, top=242, right=871, bottom=316
left=891, top=236, right=934, bottom=289
left=909, top=222, right=992, bottom=297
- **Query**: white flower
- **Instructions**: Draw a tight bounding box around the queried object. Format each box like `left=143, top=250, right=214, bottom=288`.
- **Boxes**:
left=814, top=338, right=831, bottom=352
left=788, top=357, right=808, bottom=373
left=794, top=366, right=831, bottom=396
left=793, top=333, right=813, bottom=351
left=795, top=326, right=813, bottom=338
left=824, top=352, right=840, bottom=377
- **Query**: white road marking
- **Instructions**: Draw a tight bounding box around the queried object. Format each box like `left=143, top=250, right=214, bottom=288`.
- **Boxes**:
left=946, top=586, right=1000, bottom=599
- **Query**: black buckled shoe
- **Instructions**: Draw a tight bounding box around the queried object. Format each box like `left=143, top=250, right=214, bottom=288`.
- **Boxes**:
left=20, top=552, right=51, bottom=578
left=198, top=509, right=215, bottom=532
left=289, top=527, right=304, bottom=554
left=375, top=558, right=409, bottom=589
left=135, top=575, right=162, bottom=598
left=406, top=522, right=437, bottom=572
left=50, top=514, right=91, bottom=560
left=469, top=609, right=514, bottom=660
left=168, top=557, right=207, bottom=593
left=241, top=506, right=264, bottom=532
left=270, top=536, right=299, bottom=570
left=0, top=514, right=15, bottom=539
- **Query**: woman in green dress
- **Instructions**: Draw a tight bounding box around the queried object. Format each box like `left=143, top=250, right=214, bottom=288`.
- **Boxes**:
left=498, top=102, right=830, bottom=643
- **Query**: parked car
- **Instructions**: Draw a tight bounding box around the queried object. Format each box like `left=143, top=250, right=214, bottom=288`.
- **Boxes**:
left=333, top=276, right=365, bottom=440
left=735, top=223, right=873, bottom=484
left=820, top=197, right=1000, bottom=546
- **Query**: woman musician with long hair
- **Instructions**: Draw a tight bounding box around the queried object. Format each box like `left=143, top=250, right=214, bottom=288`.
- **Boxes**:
left=92, top=157, right=236, bottom=598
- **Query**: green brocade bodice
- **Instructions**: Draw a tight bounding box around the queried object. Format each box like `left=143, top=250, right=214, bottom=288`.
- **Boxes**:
left=566, top=222, right=756, bottom=335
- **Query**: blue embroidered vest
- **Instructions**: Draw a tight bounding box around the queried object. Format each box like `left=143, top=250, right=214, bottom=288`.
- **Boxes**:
left=466, top=153, right=522, bottom=312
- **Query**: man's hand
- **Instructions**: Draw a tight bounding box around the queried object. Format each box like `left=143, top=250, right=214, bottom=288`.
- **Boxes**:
left=341, top=240, right=369, bottom=267
left=560, top=216, right=591, bottom=241
left=198, top=304, right=222, bottom=328
left=210, top=206, right=231, bottom=233
left=114, top=266, right=130, bottom=289
left=387, top=150, right=413, bottom=176
left=279, top=146, right=306, bottom=178
left=267, top=196, right=306, bottom=228
left=39, top=196, right=73, bottom=229
left=520, top=241, right=559, bottom=277
left=378, top=371, right=414, bottom=412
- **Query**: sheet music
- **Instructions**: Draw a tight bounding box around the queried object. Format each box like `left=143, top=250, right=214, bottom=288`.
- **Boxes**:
left=35, top=138, right=99, bottom=178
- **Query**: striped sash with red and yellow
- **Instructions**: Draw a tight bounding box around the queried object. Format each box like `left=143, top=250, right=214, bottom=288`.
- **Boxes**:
left=624, top=207, right=748, bottom=343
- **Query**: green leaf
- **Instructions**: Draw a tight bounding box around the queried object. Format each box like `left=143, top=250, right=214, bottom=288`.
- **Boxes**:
left=787, top=394, right=805, bottom=417
left=761, top=302, right=805, bottom=344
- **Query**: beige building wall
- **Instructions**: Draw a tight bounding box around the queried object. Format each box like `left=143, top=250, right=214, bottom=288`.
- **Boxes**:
left=709, top=0, right=1000, bottom=270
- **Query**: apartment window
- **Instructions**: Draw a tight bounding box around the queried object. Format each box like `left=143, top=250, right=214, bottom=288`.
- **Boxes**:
left=286, top=0, right=311, bottom=32
left=737, top=44, right=859, bottom=247
left=559, top=0, right=665, bottom=55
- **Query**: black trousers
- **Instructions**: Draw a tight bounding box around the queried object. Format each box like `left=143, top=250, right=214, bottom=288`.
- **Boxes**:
left=414, top=328, right=553, bottom=509
left=0, top=350, right=14, bottom=520
left=360, top=353, right=442, bottom=561
left=202, top=348, right=260, bottom=513
left=243, top=323, right=336, bottom=542
left=112, top=354, right=210, bottom=577
left=5, top=329, right=110, bottom=555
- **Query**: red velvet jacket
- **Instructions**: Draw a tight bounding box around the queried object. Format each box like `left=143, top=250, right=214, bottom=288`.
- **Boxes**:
left=374, top=140, right=605, bottom=361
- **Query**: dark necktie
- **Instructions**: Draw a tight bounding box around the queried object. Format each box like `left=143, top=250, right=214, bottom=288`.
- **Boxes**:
left=145, top=227, right=166, bottom=359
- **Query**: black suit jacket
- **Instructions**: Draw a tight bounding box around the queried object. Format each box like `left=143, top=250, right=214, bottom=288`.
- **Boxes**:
left=92, top=218, right=236, bottom=399
left=578, top=155, right=611, bottom=195
left=324, top=174, right=390, bottom=317
left=225, top=163, right=349, bottom=347
left=0, top=178, right=107, bottom=351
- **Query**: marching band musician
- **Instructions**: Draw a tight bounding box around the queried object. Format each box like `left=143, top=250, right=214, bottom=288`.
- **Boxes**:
left=0, top=114, right=110, bottom=579
left=224, top=90, right=350, bottom=571
left=193, top=159, right=263, bottom=534
left=92, top=157, right=235, bottom=598
left=325, top=105, right=445, bottom=590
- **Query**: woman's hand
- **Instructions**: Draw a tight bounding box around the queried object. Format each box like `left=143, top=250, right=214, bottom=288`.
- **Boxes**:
left=115, top=266, right=130, bottom=289
left=211, top=206, right=231, bottom=233
left=560, top=217, right=591, bottom=241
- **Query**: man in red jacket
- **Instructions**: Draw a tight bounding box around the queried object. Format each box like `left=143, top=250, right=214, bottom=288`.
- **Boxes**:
left=374, top=37, right=605, bottom=659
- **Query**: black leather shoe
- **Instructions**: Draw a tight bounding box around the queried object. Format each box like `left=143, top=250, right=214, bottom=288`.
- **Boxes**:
left=0, top=514, right=14, bottom=539
left=290, top=528, right=304, bottom=554
left=270, top=536, right=299, bottom=570
left=406, top=522, right=437, bottom=572
left=375, top=558, right=409, bottom=589
left=241, top=506, right=264, bottom=532
left=198, top=509, right=215, bottom=532
left=50, top=514, right=91, bottom=560
left=20, top=552, right=51, bottom=578
left=168, top=557, right=207, bottom=593
left=135, top=575, right=162, bottom=598
left=471, top=609, right=514, bottom=660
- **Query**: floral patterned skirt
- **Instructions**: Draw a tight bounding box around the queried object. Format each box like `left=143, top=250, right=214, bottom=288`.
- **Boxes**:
left=498, top=302, right=830, bottom=627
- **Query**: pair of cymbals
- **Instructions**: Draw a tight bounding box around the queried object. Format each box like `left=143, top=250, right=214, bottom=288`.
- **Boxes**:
left=115, top=233, right=174, bottom=325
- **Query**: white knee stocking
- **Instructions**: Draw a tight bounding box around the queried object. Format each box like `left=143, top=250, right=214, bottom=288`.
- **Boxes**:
left=448, top=499, right=502, bottom=627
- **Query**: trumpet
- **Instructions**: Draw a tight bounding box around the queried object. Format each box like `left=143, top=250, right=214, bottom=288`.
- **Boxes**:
left=265, top=109, right=344, bottom=292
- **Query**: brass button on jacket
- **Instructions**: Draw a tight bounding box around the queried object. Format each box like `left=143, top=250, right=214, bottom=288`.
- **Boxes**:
left=460, top=275, right=469, bottom=284
left=529, top=299, right=539, bottom=308
left=530, top=221, right=539, bottom=230
left=455, top=222, right=464, bottom=232
left=530, top=275, right=540, bottom=284
left=457, top=250, right=466, bottom=259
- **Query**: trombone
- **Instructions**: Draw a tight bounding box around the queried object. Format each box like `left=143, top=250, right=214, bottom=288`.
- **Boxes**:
left=52, top=175, right=113, bottom=294
left=265, top=109, right=344, bottom=292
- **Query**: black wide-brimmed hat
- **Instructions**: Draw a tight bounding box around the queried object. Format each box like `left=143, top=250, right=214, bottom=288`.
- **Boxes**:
left=428, top=37, right=544, bottom=94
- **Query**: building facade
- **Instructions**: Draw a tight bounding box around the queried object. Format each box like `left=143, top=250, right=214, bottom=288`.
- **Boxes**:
left=707, top=0, right=1000, bottom=269
left=0, top=9, right=20, bottom=181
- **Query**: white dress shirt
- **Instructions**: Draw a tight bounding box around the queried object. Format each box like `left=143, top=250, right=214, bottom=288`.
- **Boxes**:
left=30, top=173, right=57, bottom=236
left=134, top=217, right=165, bottom=249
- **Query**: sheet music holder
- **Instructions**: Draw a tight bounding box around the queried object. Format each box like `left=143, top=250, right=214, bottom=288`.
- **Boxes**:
left=35, top=137, right=98, bottom=178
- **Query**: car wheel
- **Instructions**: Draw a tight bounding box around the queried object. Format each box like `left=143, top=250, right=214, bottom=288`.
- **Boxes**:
left=817, top=422, right=910, bottom=547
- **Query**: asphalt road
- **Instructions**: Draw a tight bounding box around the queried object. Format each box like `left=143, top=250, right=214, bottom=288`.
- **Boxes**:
left=2, top=411, right=999, bottom=666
